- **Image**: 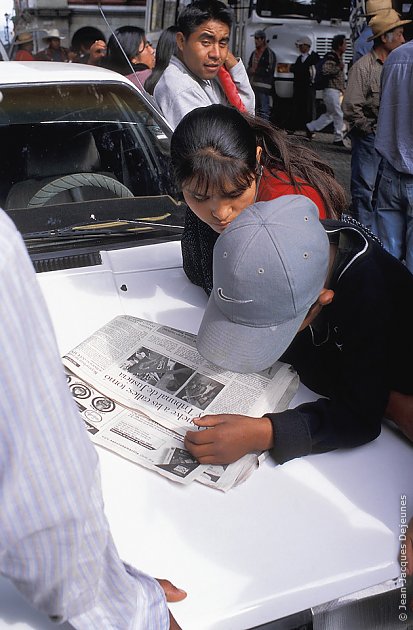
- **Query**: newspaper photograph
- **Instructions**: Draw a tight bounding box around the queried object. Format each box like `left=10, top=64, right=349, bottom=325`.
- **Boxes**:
left=63, top=315, right=299, bottom=491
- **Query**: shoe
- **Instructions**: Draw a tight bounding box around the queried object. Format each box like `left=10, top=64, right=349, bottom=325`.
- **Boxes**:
left=305, top=127, right=315, bottom=141
left=333, top=139, right=346, bottom=148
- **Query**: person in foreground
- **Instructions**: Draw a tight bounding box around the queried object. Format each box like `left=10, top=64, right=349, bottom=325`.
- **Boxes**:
left=184, top=195, right=413, bottom=465
left=171, top=104, right=347, bottom=295
left=0, top=208, right=185, bottom=628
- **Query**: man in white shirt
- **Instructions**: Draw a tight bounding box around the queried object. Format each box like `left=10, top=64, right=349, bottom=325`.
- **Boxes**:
left=154, top=0, right=254, bottom=130
left=0, top=208, right=186, bottom=629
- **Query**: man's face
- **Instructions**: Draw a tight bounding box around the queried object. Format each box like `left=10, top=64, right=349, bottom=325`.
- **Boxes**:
left=49, top=38, right=61, bottom=50
left=177, top=19, right=230, bottom=80
left=338, top=39, right=347, bottom=55
left=384, top=27, right=405, bottom=52
left=298, top=43, right=310, bottom=54
left=255, top=35, right=265, bottom=49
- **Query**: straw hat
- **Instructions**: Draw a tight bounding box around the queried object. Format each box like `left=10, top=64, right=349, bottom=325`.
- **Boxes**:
left=15, top=32, right=33, bottom=46
left=365, top=0, right=393, bottom=16
left=42, top=29, right=65, bottom=42
left=367, top=8, right=411, bottom=40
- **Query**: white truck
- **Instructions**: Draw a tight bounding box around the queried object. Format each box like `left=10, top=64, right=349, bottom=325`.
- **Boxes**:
left=0, top=62, right=411, bottom=629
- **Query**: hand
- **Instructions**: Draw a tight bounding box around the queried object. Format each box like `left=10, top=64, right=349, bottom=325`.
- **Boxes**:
left=88, top=40, right=107, bottom=64
left=156, top=579, right=187, bottom=630
left=184, top=414, right=274, bottom=465
left=224, top=50, right=238, bottom=71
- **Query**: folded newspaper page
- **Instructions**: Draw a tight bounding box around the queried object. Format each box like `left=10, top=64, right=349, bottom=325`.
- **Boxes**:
left=63, top=315, right=299, bottom=491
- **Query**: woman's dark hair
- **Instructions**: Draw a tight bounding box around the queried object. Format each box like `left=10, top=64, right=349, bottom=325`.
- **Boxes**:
left=177, top=0, right=233, bottom=39
left=144, top=26, right=178, bottom=95
left=104, top=26, right=146, bottom=74
left=171, top=104, right=347, bottom=219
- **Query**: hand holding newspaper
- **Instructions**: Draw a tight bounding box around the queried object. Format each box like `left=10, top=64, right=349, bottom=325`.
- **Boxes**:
left=63, top=315, right=299, bottom=491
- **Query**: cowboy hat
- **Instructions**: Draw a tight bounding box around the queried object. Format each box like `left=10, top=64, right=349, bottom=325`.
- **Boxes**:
left=15, top=32, right=33, bottom=45
left=42, top=29, right=65, bottom=42
left=367, top=8, right=411, bottom=40
left=365, top=0, right=393, bottom=16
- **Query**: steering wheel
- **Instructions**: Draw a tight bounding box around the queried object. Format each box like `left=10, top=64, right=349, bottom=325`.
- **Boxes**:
left=27, top=172, right=134, bottom=208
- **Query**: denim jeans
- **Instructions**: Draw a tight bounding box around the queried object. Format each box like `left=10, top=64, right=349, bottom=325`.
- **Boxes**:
left=307, top=88, right=344, bottom=141
left=350, top=131, right=382, bottom=231
left=254, top=90, right=272, bottom=120
left=375, top=158, right=413, bottom=273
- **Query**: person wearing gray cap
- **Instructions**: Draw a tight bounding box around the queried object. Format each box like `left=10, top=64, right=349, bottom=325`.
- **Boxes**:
left=184, top=196, right=413, bottom=465
left=288, top=36, right=319, bottom=134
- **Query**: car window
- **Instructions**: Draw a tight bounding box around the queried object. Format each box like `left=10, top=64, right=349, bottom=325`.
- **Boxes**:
left=0, top=82, right=180, bottom=214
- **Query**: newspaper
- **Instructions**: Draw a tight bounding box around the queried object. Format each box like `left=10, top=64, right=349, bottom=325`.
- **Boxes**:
left=63, top=315, right=299, bottom=491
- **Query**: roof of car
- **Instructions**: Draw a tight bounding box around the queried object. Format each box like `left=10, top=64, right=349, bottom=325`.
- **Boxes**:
left=0, top=61, right=136, bottom=87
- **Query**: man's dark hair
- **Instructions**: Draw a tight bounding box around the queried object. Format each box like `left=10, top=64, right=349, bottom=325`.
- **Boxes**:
left=332, top=34, right=346, bottom=51
left=177, top=0, right=233, bottom=39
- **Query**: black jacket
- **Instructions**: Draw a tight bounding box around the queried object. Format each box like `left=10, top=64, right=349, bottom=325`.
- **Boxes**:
left=247, top=46, right=276, bottom=94
left=291, top=50, right=319, bottom=88
left=267, top=219, right=413, bottom=464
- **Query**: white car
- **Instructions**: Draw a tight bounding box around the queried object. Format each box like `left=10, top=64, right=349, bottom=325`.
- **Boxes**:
left=0, top=62, right=412, bottom=630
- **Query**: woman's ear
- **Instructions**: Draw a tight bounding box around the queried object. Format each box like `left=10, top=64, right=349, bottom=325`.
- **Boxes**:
left=256, top=145, right=263, bottom=162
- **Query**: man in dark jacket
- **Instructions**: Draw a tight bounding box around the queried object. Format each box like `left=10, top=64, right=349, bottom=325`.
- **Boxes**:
left=184, top=196, right=413, bottom=466
left=288, top=36, right=319, bottom=133
left=247, top=29, right=276, bottom=120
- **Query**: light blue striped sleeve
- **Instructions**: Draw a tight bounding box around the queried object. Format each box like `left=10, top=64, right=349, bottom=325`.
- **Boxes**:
left=0, top=211, right=169, bottom=629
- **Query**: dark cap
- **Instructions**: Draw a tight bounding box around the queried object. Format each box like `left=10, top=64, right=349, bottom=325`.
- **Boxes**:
left=254, top=29, right=266, bottom=38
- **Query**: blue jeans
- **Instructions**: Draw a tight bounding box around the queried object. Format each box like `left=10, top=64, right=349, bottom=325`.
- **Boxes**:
left=375, top=158, right=413, bottom=273
left=254, top=90, right=272, bottom=120
left=350, top=131, right=382, bottom=231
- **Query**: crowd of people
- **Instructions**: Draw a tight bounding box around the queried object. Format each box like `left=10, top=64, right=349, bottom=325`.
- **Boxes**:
left=3, top=0, right=413, bottom=626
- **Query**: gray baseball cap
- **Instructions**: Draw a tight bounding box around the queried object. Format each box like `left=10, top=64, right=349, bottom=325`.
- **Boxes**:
left=196, top=196, right=330, bottom=373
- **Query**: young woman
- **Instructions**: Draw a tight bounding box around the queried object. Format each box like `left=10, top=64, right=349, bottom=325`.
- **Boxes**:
left=102, top=26, right=155, bottom=88
left=170, top=104, right=348, bottom=294
left=144, top=26, right=178, bottom=95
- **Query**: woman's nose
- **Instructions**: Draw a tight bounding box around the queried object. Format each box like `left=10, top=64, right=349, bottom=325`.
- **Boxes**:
left=211, top=202, right=232, bottom=221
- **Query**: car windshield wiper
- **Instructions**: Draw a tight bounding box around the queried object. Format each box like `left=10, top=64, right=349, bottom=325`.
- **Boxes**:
left=23, top=219, right=184, bottom=239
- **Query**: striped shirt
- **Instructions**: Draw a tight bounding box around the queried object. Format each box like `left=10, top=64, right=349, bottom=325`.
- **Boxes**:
left=0, top=210, right=168, bottom=629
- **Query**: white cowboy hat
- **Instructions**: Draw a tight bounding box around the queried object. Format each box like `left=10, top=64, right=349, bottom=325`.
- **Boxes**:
left=42, top=29, right=65, bottom=42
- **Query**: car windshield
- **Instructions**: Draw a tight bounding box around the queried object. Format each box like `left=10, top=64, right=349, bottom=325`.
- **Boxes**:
left=0, top=81, right=184, bottom=239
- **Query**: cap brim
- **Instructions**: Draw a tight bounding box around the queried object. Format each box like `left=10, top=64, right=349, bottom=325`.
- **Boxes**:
left=196, top=292, right=307, bottom=374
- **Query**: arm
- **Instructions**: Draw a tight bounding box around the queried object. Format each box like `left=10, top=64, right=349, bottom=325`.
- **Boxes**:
left=184, top=414, right=274, bottom=465
left=0, top=213, right=175, bottom=628
left=226, top=54, right=256, bottom=115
